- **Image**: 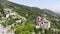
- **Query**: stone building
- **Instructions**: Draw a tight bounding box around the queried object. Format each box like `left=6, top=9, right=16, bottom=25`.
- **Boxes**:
left=36, top=16, right=50, bottom=29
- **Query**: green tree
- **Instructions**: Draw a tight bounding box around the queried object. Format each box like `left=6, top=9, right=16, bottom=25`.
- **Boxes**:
left=0, top=4, right=4, bottom=14
left=15, top=23, right=34, bottom=34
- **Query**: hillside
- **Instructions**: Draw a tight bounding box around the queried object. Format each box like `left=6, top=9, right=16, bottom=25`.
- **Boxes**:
left=0, top=0, right=60, bottom=34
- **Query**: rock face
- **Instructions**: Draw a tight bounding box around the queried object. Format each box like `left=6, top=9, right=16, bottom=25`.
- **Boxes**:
left=0, top=24, right=3, bottom=34
left=0, top=24, right=15, bottom=34
left=36, top=16, right=50, bottom=29
left=0, top=7, right=27, bottom=34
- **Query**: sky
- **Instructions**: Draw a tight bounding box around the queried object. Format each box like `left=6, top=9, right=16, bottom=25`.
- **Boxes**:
left=9, top=0, right=60, bottom=12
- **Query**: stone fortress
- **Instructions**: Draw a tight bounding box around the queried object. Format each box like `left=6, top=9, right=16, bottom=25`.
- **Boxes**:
left=36, top=16, right=50, bottom=29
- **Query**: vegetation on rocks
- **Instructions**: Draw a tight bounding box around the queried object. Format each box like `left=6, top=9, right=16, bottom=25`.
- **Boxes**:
left=0, top=0, right=60, bottom=34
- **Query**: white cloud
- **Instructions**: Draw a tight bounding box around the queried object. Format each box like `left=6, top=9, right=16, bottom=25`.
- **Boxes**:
left=46, top=4, right=60, bottom=12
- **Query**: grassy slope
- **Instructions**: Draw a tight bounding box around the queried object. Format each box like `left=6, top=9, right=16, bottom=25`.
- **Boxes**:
left=1, top=0, right=60, bottom=29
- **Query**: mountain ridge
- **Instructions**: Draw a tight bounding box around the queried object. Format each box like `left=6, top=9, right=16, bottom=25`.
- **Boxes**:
left=0, top=0, right=60, bottom=34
